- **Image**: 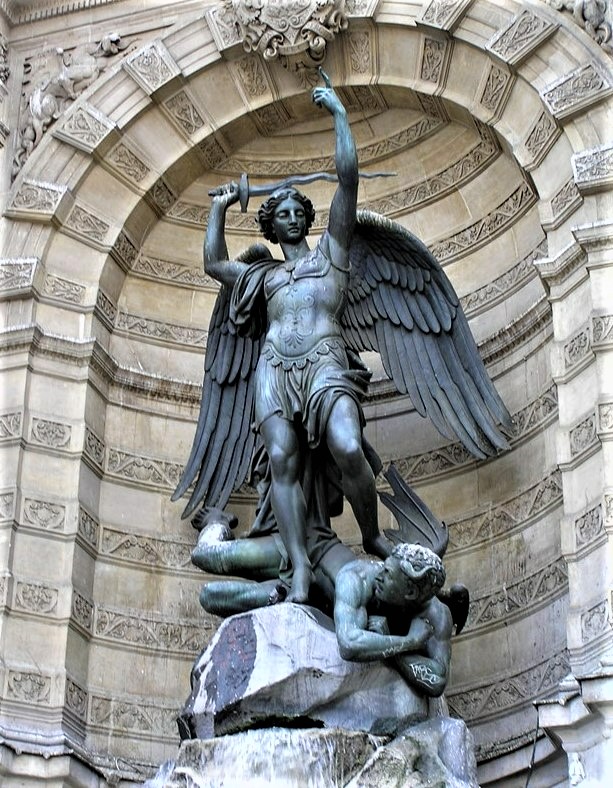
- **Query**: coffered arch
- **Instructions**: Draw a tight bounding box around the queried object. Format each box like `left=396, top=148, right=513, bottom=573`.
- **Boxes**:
left=2, top=1, right=612, bottom=784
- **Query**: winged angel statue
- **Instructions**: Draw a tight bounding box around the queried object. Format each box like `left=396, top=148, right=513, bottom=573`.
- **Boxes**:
left=172, top=73, right=512, bottom=606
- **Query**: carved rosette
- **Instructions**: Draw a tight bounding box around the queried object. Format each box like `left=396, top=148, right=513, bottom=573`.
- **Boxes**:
left=225, top=0, right=348, bottom=84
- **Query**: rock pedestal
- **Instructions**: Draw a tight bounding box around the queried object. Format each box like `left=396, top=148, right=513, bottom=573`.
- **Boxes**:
left=179, top=604, right=428, bottom=739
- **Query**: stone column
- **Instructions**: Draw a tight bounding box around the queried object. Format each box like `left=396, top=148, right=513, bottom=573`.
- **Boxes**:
left=535, top=217, right=613, bottom=786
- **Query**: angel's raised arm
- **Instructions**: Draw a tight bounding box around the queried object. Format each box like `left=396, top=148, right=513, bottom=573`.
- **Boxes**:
left=204, top=181, right=250, bottom=287
left=312, top=72, right=358, bottom=262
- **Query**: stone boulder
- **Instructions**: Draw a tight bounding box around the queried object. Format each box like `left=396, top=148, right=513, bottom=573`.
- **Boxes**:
left=178, top=604, right=428, bottom=739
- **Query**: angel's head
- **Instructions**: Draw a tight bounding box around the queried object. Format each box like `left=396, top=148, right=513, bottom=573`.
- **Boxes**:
left=374, top=543, right=445, bottom=606
left=257, top=187, right=316, bottom=244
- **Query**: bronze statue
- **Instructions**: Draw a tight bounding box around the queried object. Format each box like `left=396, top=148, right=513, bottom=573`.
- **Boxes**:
left=172, top=71, right=512, bottom=606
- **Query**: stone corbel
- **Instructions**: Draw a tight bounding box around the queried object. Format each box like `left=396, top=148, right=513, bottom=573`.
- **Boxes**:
left=207, top=0, right=351, bottom=86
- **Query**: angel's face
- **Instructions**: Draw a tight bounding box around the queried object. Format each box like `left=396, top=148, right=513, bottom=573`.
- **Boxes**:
left=272, top=197, right=307, bottom=244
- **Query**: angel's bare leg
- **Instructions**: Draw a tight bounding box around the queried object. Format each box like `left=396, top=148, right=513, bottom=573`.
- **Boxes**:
left=326, top=396, right=392, bottom=559
left=200, top=579, right=286, bottom=617
left=192, top=527, right=280, bottom=581
left=259, top=414, right=314, bottom=603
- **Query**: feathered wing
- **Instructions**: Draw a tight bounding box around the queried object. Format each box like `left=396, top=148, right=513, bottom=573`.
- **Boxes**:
left=341, top=211, right=513, bottom=458
left=171, top=246, right=269, bottom=519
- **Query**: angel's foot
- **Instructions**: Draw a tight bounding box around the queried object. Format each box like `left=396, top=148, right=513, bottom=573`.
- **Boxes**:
left=267, top=583, right=288, bottom=606
left=363, top=533, right=393, bottom=559
left=285, top=566, right=314, bottom=604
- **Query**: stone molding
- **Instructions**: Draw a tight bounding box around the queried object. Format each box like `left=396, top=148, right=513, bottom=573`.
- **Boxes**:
left=392, top=384, right=558, bottom=485
left=99, top=526, right=193, bottom=571
left=486, top=8, right=558, bottom=65
left=447, top=649, right=570, bottom=723
left=448, top=468, right=562, bottom=552
left=464, top=556, right=568, bottom=635
left=0, top=490, right=15, bottom=521
left=216, top=114, right=444, bottom=176
left=115, top=311, right=208, bottom=349
left=52, top=102, right=117, bottom=155
left=131, top=255, right=220, bottom=290
left=417, top=0, right=472, bottom=32
left=459, top=239, right=547, bottom=318
left=572, top=142, right=613, bottom=193
left=541, top=62, right=612, bottom=120
left=122, top=40, right=181, bottom=95
left=540, top=177, right=583, bottom=231
left=5, top=178, right=71, bottom=223
left=430, top=180, right=537, bottom=263
left=477, top=294, right=552, bottom=367
left=106, top=448, right=183, bottom=492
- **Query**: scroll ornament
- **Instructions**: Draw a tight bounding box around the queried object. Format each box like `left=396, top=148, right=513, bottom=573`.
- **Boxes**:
left=225, top=0, right=348, bottom=84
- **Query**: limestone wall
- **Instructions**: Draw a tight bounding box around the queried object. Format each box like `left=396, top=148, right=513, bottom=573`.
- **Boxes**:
left=0, top=1, right=611, bottom=786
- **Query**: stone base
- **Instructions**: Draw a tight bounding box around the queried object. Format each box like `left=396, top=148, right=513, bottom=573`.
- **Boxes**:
left=147, top=718, right=478, bottom=788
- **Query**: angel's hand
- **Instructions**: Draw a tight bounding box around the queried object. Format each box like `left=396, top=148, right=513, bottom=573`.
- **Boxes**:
left=312, top=68, right=344, bottom=115
left=209, top=181, right=240, bottom=209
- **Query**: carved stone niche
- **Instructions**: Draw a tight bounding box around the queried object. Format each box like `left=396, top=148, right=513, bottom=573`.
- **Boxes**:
left=211, top=0, right=350, bottom=85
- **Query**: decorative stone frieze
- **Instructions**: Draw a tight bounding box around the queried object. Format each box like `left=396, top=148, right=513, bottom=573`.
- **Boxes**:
left=598, top=402, right=613, bottom=433
left=23, top=498, right=66, bottom=531
left=167, top=202, right=210, bottom=226
left=163, top=90, right=206, bottom=136
left=95, top=289, right=118, bottom=330
left=147, top=178, right=177, bottom=214
left=522, top=110, right=560, bottom=170
left=541, top=177, right=582, bottom=230
left=6, top=670, right=52, bottom=705
left=466, top=557, right=568, bottom=633
left=122, top=41, right=181, bottom=95
left=89, top=693, right=177, bottom=738
left=430, top=181, right=537, bottom=262
left=196, top=136, right=227, bottom=170
left=347, top=29, right=372, bottom=73
left=115, top=311, right=208, bottom=348
left=106, top=449, right=183, bottom=491
left=13, top=33, right=130, bottom=177
left=546, top=0, right=613, bottom=55
left=478, top=63, right=513, bottom=118
left=459, top=239, right=547, bottom=318
left=0, top=257, right=38, bottom=294
left=418, top=0, right=472, bottom=31
left=592, top=313, right=613, bottom=345
left=30, top=417, right=72, bottom=450
left=72, top=590, right=94, bottom=633
left=78, top=507, right=99, bottom=550
left=83, top=427, right=105, bottom=470
left=0, top=491, right=15, bottom=521
left=231, top=55, right=269, bottom=100
left=486, top=9, right=558, bottom=65
left=5, top=178, right=70, bottom=222
left=215, top=0, right=349, bottom=86
left=541, top=63, right=612, bottom=120
left=249, top=101, right=292, bottom=137
left=95, top=606, right=208, bottom=654
left=110, top=231, right=139, bottom=272
left=65, top=678, right=88, bottom=722
left=574, top=504, right=604, bottom=549
left=14, top=581, right=59, bottom=616
left=393, top=385, right=558, bottom=484
left=52, top=103, right=116, bottom=154
left=132, top=256, right=219, bottom=290
left=449, top=469, right=562, bottom=551
left=563, top=324, right=591, bottom=371
left=219, top=115, right=443, bottom=176
left=64, top=204, right=111, bottom=246
left=420, top=36, right=450, bottom=85
left=572, top=143, right=613, bottom=192
left=100, top=526, right=193, bottom=570
left=42, top=273, right=87, bottom=305
left=106, top=142, right=150, bottom=184
left=447, top=650, right=570, bottom=722
left=417, top=92, right=448, bottom=120
left=569, top=412, right=598, bottom=459
left=580, top=599, right=609, bottom=643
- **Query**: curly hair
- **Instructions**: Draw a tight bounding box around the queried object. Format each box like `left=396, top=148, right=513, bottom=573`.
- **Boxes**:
left=257, top=188, right=316, bottom=244
left=392, top=543, right=445, bottom=597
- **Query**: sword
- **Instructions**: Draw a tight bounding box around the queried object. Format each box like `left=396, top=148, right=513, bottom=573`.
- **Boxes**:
left=208, top=169, right=396, bottom=213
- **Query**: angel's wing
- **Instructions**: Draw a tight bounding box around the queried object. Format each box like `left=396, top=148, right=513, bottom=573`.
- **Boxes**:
left=171, top=246, right=269, bottom=519
left=342, top=211, right=513, bottom=458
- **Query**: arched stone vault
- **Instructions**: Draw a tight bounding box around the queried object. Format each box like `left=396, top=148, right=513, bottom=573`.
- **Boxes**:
left=1, top=1, right=612, bottom=784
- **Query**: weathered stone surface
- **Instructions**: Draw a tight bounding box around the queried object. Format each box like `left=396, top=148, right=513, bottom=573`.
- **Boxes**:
left=179, top=605, right=427, bottom=739
left=147, top=719, right=478, bottom=787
